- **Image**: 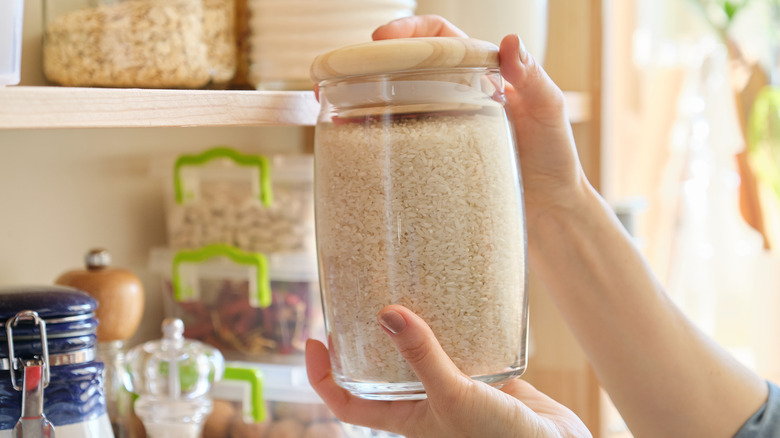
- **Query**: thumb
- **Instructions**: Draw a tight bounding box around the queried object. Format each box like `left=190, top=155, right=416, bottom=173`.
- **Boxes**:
left=499, top=33, right=568, bottom=127
left=377, top=305, right=469, bottom=401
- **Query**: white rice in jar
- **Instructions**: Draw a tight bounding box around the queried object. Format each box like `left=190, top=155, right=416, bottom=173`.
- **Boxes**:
left=315, top=109, right=527, bottom=383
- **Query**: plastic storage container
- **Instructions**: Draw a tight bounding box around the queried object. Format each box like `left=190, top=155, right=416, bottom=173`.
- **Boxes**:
left=42, top=0, right=236, bottom=88
left=205, top=362, right=402, bottom=438
left=164, top=148, right=315, bottom=255
left=311, top=37, right=529, bottom=400
left=0, top=0, right=24, bottom=86
left=0, top=286, right=113, bottom=437
left=247, top=0, right=416, bottom=90
left=151, top=246, right=323, bottom=362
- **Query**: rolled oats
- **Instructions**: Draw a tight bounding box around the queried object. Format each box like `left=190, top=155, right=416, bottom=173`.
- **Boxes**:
left=43, top=0, right=236, bottom=88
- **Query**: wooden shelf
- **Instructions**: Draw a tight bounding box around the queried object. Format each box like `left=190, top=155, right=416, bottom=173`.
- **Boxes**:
left=0, top=86, right=320, bottom=129
left=0, top=86, right=589, bottom=129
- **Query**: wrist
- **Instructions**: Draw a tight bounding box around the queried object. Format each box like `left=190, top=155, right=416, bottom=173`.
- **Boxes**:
left=525, top=175, right=604, bottom=243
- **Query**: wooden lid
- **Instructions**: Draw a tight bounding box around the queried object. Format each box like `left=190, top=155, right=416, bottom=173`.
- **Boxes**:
left=310, top=37, right=499, bottom=83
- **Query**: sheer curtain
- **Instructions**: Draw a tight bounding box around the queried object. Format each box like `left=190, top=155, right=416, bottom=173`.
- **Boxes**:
left=602, top=1, right=780, bottom=436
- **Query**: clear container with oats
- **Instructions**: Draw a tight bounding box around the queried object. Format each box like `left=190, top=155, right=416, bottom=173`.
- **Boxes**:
left=310, top=37, right=529, bottom=400
left=42, top=0, right=236, bottom=88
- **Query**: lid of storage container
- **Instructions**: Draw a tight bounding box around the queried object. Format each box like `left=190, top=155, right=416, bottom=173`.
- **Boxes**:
left=0, top=285, right=97, bottom=321
left=0, top=285, right=98, bottom=358
left=211, top=363, right=267, bottom=422
left=310, top=37, right=499, bottom=83
left=228, top=362, right=322, bottom=404
left=270, top=154, right=313, bottom=184
left=150, top=247, right=319, bottom=282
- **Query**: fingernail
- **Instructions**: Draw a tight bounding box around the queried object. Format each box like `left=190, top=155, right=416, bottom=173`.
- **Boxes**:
left=515, top=34, right=529, bottom=64
left=378, top=310, right=407, bottom=335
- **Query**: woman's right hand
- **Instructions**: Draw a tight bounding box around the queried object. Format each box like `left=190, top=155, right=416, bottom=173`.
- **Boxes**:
left=373, top=15, right=591, bottom=229
left=374, top=16, right=771, bottom=438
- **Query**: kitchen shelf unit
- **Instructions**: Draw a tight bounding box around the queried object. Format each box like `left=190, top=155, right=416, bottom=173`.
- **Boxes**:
left=3, top=0, right=609, bottom=435
left=0, top=86, right=588, bottom=129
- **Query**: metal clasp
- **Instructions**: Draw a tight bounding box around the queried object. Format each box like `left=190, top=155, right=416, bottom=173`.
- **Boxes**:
left=6, top=310, right=50, bottom=390
left=6, top=310, right=55, bottom=438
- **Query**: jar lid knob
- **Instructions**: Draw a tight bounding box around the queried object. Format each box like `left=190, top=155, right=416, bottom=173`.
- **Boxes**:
left=161, top=318, right=184, bottom=341
left=85, top=249, right=111, bottom=271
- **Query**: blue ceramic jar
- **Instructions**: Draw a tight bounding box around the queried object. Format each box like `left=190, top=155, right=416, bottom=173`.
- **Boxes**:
left=0, top=285, right=113, bottom=438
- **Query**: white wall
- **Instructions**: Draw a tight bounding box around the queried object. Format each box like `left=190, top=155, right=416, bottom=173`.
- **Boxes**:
left=0, top=126, right=307, bottom=345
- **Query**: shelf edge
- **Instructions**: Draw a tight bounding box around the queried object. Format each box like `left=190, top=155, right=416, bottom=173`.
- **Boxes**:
left=0, top=87, right=320, bottom=129
left=0, top=87, right=589, bottom=129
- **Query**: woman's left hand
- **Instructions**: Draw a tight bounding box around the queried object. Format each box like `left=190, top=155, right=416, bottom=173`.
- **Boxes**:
left=306, top=304, right=591, bottom=438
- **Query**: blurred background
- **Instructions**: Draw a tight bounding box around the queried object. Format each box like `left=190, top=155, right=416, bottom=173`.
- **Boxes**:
left=1, top=0, right=779, bottom=437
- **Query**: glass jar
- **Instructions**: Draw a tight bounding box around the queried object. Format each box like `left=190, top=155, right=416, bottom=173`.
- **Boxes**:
left=97, top=341, right=133, bottom=438
left=42, top=0, right=236, bottom=88
left=126, top=318, right=224, bottom=438
left=0, top=285, right=113, bottom=437
left=311, top=37, right=529, bottom=400
left=0, top=0, right=24, bottom=86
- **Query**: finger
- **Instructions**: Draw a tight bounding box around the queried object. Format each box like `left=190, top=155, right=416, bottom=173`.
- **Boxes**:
left=372, top=15, right=468, bottom=40
left=501, top=378, right=558, bottom=409
left=501, top=379, right=592, bottom=437
left=305, top=339, right=351, bottom=413
left=499, top=33, right=567, bottom=126
left=304, top=339, right=416, bottom=433
left=377, top=305, right=470, bottom=403
left=498, top=32, right=582, bottom=200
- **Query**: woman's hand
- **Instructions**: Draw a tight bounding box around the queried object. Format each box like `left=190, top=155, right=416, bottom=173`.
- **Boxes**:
left=306, top=305, right=591, bottom=438
left=305, top=15, right=592, bottom=438
left=373, top=15, right=590, bottom=229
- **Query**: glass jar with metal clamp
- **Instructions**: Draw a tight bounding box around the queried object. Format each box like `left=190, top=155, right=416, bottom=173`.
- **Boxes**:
left=0, top=285, right=114, bottom=438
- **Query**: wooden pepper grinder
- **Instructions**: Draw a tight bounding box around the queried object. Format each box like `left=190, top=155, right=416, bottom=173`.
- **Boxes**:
left=56, top=248, right=145, bottom=342
left=55, top=248, right=146, bottom=438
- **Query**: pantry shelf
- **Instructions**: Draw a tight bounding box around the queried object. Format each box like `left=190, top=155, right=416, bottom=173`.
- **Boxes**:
left=0, top=86, right=589, bottom=129
left=0, top=86, right=321, bottom=129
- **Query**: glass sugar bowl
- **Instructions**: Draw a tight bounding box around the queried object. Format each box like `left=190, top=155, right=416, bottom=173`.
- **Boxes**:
left=0, top=285, right=113, bottom=437
left=310, top=37, right=529, bottom=400
left=126, top=318, right=224, bottom=438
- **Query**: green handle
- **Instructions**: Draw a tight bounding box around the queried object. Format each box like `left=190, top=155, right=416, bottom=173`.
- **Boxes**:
left=173, top=146, right=273, bottom=206
left=224, top=365, right=266, bottom=423
left=172, top=244, right=272, bottom=308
